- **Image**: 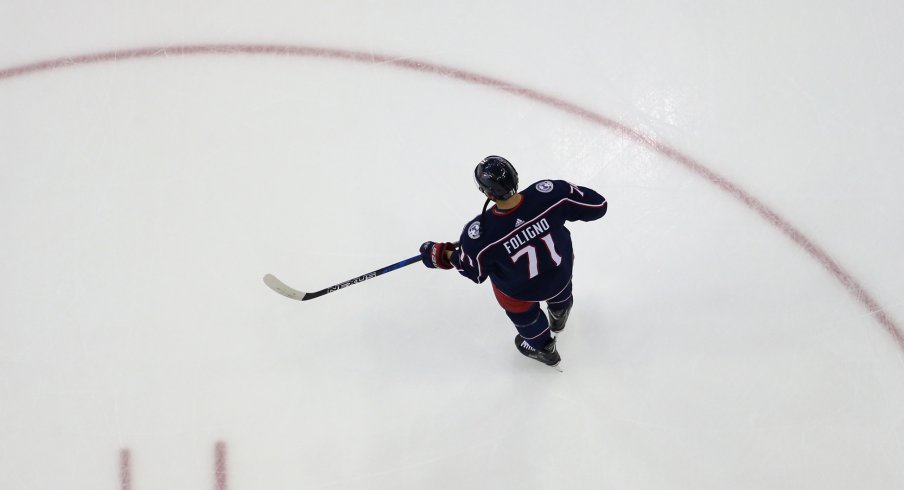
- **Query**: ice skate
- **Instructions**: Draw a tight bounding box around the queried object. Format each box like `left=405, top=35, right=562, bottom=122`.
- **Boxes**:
left=515, top=335, right=561, bottom=367
left=548, top=304, right=572, bottom=333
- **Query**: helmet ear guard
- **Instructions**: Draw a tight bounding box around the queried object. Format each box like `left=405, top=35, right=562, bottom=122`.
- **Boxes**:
left=474, top=155, right=519, bottom=200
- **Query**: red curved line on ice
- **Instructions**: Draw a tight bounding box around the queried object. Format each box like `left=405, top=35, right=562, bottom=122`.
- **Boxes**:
left=2, top=44, right=901, bottom=352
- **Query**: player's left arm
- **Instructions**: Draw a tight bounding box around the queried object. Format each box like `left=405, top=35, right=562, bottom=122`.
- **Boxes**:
left=449, top=240, right=488, bottom=284
left=419, top=235, right=487, bottom=285
left=419, top=241, right=458, bottom=269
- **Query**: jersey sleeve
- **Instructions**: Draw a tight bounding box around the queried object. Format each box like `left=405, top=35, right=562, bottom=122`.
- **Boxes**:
left=449, top=247, right=488, bottom=284
left=449, top=219, right=489, bottom=284
left=560, top=181, right=608, bottom=222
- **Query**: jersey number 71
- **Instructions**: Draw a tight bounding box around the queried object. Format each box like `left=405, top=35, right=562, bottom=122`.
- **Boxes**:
left=510, top=234, right=563, bottom=279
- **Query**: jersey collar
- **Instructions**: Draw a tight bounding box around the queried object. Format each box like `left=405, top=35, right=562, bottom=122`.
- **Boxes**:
left=492, top=194, right=525, bottom=216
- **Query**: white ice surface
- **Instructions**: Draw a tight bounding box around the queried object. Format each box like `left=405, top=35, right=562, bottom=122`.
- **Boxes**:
left=2, top=2, right=903, bottom=489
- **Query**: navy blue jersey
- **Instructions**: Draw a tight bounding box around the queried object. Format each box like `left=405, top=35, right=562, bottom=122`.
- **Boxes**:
left=450, top=180, right=607, bottom=301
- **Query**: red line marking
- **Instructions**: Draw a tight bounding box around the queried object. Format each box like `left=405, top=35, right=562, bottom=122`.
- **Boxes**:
left=119, top=449, right=131, bottom=490
left=215, top=441, right=227, bottom=490
left=1, top=43, right=901, bottom=352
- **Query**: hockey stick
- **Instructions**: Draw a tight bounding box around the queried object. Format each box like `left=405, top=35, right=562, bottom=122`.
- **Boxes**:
left=263, top=243, right=458, bottom=301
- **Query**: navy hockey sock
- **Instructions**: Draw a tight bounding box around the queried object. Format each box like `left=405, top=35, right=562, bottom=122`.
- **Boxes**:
left=507, top=305, right=552, bottom=351
left=546, top=281, right=574, bottom=333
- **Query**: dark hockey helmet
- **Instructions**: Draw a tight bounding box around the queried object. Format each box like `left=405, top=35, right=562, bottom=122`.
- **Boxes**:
left=474, top=155, right=519, bottom=200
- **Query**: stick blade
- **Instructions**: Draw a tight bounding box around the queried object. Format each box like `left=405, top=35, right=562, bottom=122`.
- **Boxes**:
left=263, top=274, right=309, bottom=301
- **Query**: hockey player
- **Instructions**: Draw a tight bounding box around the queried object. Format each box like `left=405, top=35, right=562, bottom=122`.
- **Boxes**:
left=420, top=156, right=607, bottom=367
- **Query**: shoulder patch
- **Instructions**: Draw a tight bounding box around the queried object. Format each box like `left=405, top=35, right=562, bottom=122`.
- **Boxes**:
left=467, top=221, right=482, bottom=239
left=536, top=180, right=554, bottom=193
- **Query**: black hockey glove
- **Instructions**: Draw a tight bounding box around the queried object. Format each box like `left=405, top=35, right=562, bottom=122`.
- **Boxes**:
left=419, top=241, right=456, bottom=269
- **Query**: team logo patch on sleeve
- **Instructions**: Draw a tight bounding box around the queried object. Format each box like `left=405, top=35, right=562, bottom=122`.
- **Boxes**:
left=536, top=180, right=554, bottom=193
left=467, top=221, right=482, bottom=239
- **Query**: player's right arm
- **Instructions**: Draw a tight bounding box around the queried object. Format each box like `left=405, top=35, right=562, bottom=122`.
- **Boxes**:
left=560, top=181, right=607, bottom=222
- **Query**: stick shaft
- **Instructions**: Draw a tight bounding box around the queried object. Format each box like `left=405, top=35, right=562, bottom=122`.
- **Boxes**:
left=263, top=255, right=421, bottom=302
left=264, top=242, right=458, bottom=302
left=303, top=255, right=421, bottom=300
